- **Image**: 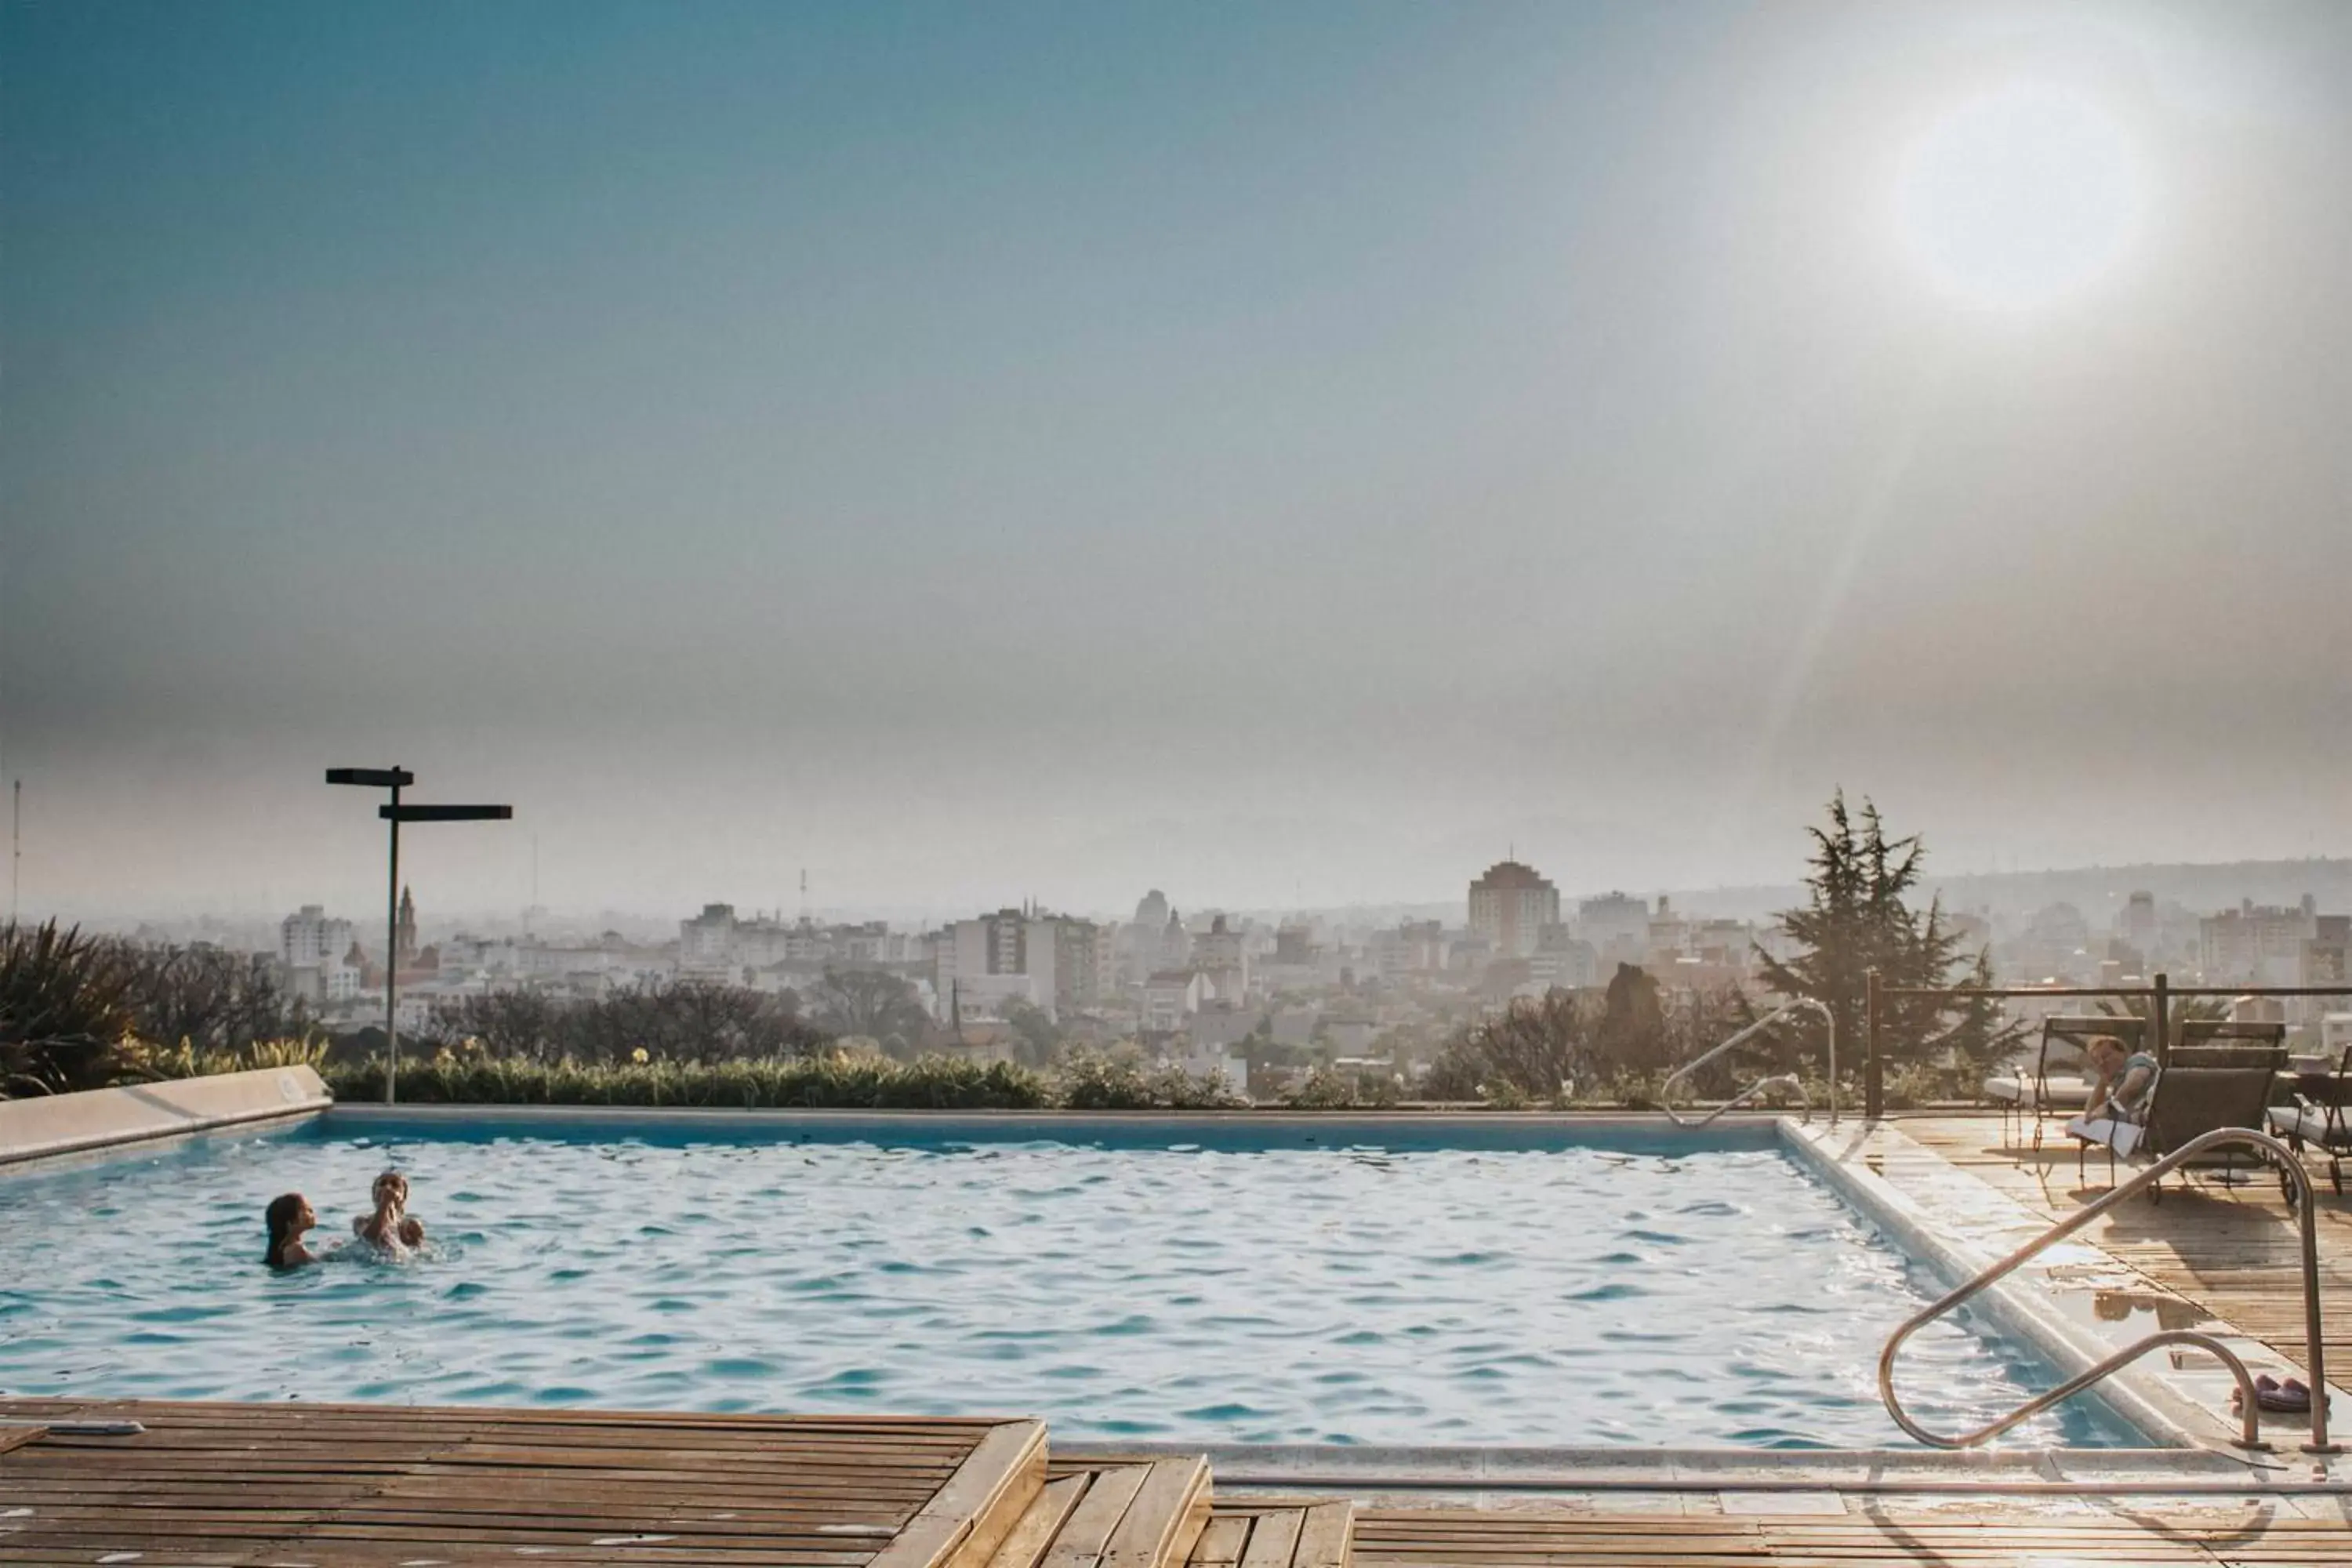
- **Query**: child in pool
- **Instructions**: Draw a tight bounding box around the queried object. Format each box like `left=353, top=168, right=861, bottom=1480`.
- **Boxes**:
left=264, top=1192, right=321, bottom=1269
left=354, top=1171, right=426, bottom=1254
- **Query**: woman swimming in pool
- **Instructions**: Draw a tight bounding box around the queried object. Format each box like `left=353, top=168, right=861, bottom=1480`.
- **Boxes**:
left=264, top=1192, right=321, bottom=1269
left=354, top=1171, right=427, bottom=1254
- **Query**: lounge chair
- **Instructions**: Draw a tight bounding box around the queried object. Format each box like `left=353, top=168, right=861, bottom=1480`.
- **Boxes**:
left=1987, top=1015, right=2143, bottom=1149
left=2176, top=1018, right=2288, bottom=1054
left=2166, top=1044, right=2288, bottom=1069
left=2073, top=1047, right=2284, bottom=1202
left=2269, top=1046, right=2352, bottom=1196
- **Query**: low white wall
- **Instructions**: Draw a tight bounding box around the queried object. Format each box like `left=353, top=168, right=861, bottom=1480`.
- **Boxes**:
left=0, top=1066, right=330, bottom=1167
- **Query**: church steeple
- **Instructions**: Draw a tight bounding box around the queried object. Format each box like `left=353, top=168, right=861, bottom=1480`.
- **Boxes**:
left=395, top=884, right=419, bottom=967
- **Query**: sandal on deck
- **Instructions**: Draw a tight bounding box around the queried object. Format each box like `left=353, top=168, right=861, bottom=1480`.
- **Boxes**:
left=2231, top=1375, right=2332, bottom=1415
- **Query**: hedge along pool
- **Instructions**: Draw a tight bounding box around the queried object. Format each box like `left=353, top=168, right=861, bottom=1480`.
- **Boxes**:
left=0, top=1112, right=2142, bottom=1448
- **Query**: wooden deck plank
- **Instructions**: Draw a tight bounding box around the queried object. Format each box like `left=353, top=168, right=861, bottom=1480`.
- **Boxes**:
left=1040, top=1465, right=1153, bottom=1568
left=1288, top=1504, right=1351, bottom=1568
left=1233, top=1507, right=1302, bottom=1568
left=1188, top=1514, right=1252, bottom=1568
left=1099, top=1457, right=1211, bottom=1568
left=866, top=1420, right=1048, bottom=1568
left=985, top=1473, right=1094, bottom=1568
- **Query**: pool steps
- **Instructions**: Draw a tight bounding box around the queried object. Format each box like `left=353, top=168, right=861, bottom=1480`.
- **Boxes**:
left=1011, top=1458, right=1339, bottom=1568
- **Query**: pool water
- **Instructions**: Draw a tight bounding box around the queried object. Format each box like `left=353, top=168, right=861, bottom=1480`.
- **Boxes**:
left=0, top=1116, right=2137, bottom=1447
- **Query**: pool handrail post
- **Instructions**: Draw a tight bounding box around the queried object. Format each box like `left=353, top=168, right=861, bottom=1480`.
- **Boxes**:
left=1878, top=1125, right=2335, bottom=1454
left=1864, top=967, right=1883, bottom=1122
left=1823, top=995, right=1837, bottom=1125
left=1659, top=996, right=1833, bottom=1127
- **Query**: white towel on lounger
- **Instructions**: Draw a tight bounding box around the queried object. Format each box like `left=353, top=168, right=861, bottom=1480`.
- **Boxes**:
left=2065, top=1114, right=2143, bottom=1157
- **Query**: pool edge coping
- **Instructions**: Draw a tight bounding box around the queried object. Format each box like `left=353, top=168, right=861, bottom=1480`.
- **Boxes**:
left=1069, top=1438, right=2344, bottom=1493
left=0, top=1067, right=332, bottom=1172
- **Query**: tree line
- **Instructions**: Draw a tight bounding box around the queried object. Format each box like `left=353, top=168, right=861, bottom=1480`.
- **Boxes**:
left=0, top=920, right=946, bottom=1096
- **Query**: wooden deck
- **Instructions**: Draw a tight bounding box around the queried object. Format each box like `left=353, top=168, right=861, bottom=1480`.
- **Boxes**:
left=7, top=1397, right=2352, bottom=1567
left=0, top=1398, right=1044, bottom=1566
left=1897, top=1113, right=2352, bottom=1376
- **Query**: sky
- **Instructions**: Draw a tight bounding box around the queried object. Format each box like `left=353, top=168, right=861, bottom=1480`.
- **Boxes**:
left=3, top=0, right=2349, bottom=925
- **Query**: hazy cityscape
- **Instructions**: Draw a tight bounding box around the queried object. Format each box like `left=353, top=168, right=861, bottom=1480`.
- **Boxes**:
left=35, top=841, right=2340, bottom=1100
left=6, top=2, right=2352, bottom=1558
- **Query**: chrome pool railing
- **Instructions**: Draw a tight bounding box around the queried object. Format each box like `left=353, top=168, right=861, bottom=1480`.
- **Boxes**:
left=1658, top=997, right=1835, bottom=1127
left=1878, top=1126, right=2334, bottom=1454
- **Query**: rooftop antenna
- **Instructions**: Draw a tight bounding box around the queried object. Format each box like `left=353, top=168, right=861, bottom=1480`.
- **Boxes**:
left=527, top=833, right=539, bottom=935
left=9, top=779, right=18, bottom=926
left=800, top=868, right=808, bottom=920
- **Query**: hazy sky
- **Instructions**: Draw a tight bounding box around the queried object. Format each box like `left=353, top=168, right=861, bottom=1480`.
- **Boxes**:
left=4, top=1, right=2348, bottom=924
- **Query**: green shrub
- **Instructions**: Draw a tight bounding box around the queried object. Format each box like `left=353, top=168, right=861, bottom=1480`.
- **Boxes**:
left=1143, top=1064, right=1246, bottom=1111
left=1479, top=1080, right=1534, bottom=1110
left=120, top=1036, right=328, bottom=1083
left=1285, top=1066, right=1402, bottom=1109
left=322, top=1051, right=1050, bottom=1109
left=1054, top=1051, right=1242, bottom=1110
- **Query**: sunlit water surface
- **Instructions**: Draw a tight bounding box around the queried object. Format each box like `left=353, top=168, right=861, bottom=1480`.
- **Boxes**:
left=0, top=1117, right=2135, bottom=1447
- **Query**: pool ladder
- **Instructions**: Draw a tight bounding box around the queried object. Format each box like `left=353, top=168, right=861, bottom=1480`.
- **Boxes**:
left=1878, top=1127, right=2336, bottom=1453
left=1658, top=997, right=1835, bottom=1127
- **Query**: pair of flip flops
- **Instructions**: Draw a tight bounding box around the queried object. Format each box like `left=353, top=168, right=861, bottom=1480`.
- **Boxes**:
left=2230, top=1374, right=2329, bottom=1414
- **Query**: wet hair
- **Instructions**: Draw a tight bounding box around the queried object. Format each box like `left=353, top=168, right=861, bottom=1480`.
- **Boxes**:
left=264, top=1193, right=307, bottom=1269
left=372, top=1170, right=408, bottom=1207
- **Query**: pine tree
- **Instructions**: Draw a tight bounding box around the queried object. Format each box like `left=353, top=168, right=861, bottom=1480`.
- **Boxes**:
left=1755, top=791, right=2017, bottom=1077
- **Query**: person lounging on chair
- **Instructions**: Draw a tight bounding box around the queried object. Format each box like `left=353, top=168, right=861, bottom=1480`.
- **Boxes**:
left=1984, top=1016, right=2140, bottom=1150
left=2066, top=1037, right=2159, bottom=1176
left=2072, top=1044, right=2283, bottom=1200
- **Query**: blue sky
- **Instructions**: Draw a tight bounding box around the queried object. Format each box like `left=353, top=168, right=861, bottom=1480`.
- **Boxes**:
left=4, top=1, right=2349, bottom=921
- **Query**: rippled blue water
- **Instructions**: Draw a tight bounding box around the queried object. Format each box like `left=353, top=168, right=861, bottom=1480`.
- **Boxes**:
left=0, top=1116, right=2137, bottom=1447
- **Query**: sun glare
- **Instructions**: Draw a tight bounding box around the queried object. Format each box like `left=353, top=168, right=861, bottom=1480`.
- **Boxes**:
left=1896, top=82, right=2147, bottom=312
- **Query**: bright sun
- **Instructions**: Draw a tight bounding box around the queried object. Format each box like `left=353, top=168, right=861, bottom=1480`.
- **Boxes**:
left=1896, top=82, right=2148, bottom=311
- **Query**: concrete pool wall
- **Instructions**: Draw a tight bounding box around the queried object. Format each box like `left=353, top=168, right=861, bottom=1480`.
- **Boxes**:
left=0, top=1065, right=329, bottom=1168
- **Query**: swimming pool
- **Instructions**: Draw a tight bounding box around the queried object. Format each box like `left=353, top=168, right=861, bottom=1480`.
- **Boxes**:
left=0, top=1112, right=2139, bottom=1448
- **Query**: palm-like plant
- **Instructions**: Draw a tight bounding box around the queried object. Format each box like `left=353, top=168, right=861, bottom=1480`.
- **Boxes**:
left=0, top=920, right=140, bottom=1095
left=2096, top=993, right=2230, bottom=1044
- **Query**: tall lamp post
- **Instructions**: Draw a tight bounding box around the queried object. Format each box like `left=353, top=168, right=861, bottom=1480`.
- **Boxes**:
left=326, top=768, right=512, bottom=1104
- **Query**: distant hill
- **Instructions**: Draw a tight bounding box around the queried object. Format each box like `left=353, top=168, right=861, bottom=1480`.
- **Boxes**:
left=1654, top=858, right=2352, bottom=927
left=1259, top=858, right=2352, bottom=934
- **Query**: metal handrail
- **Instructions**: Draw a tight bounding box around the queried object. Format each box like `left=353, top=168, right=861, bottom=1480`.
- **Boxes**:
left=1659, top=997, right=1835, bottom=1127
left=1879, top=1127, right=2333, bottom=1453
left=1664, top=1072, right=1809, bottom=1128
